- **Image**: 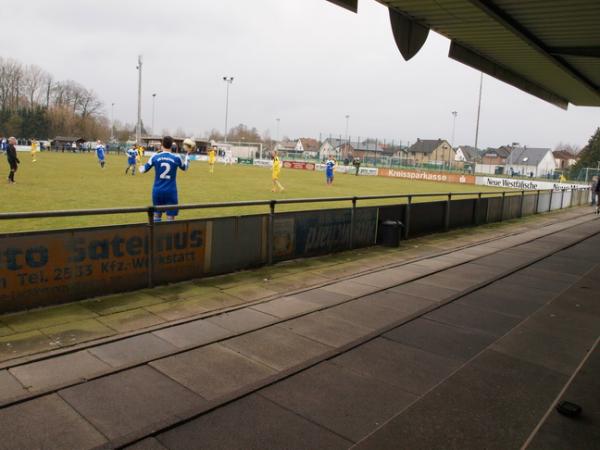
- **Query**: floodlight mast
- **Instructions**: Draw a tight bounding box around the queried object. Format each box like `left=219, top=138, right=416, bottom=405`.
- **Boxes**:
left=151, top=93, right=157, bottom=135
left=136, top=55, right=143, bottom=145
left=451, top=111, right=458, bottom=147
left=223, top=76, right=234, bottom=143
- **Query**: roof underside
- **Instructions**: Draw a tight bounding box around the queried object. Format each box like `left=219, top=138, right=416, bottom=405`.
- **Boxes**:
left=328, top=0, right=600, bottom=108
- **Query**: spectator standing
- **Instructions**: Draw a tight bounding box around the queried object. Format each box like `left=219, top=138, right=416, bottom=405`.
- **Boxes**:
left=7, top=137, right=20, bottom=184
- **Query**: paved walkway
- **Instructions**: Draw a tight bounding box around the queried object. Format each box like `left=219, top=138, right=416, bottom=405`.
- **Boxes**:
left=0, top=207, right=598, bottom=449
left=0, top=207, right=592, bottom=364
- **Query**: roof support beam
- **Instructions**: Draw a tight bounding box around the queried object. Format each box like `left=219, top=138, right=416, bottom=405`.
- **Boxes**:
left=466, top=0, right=600, bottom=96
left=548, top=47, right=600, bottom=58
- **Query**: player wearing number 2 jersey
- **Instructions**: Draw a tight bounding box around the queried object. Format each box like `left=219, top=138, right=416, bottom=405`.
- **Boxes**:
left=139, top=136, right=190, bottom=221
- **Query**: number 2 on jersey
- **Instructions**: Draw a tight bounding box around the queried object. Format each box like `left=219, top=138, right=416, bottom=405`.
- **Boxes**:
left=159, top=162, right=171, bottom=179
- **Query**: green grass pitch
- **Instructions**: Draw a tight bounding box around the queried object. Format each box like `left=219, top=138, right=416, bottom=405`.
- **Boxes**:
left=1, top=152, right=502, bottom=233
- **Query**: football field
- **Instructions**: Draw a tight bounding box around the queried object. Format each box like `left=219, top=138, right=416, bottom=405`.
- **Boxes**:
left=1, top=152, right=502, bottom=233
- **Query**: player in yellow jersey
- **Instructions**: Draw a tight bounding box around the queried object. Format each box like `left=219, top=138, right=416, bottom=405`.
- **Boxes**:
left=136, top=145, right=144, bottom=162
left=272, top=151, right=284, bottom=192
left=31, top=139, right=38, bottom=162
left=208, top=147, right=216, bottom=174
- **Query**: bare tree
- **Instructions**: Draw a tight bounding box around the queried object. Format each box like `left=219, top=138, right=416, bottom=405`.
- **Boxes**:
left=45, top=73, right=53, bottom=108
left=554, top=142, right=581, bottom=155
left=23, top=64, right=47, bottom=108
left=79, top=88, right=103, bottom=118
left=0, top=58, right=25, bottom=110
left=207, top=128, right=224, bottom=141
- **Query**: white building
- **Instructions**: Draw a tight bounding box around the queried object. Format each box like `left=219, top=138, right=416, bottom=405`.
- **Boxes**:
left=455, top=145, right=479, bottom=163
left=505, top=147, right=555, bottom=177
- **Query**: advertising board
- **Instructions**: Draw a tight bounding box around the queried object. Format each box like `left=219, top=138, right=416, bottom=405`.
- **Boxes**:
left=476, top=176, right=589, bottom=191
left=253, top=159, right=273, bottom=168
left=282, top=161, right=316, bottom=171
left=0, top=221, right=207, bottom=313
left=315, top=164, right=379, bottom=176
left=379, top=168, right=475, bottom=185
left=272, top=208, right=378, bottom=261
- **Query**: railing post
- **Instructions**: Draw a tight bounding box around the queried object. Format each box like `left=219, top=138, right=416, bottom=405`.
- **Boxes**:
left=445, top=193, right=452, bottom=231
left=147, top=207, right=155, bottom=288
left=519, top=190, right=525, bottom=218
left=268, top=200, right=276, bottom=265
left=548, top=189, right=553, bottom=212
left=404, top=195, right=412, bottom=240
left=350, top=196, right=357, bottom=249
left=560, top=189, right=566, bottom=209
left=534, top=189, right=540, bottom=214
left=474, top=192, right=482, bottom=225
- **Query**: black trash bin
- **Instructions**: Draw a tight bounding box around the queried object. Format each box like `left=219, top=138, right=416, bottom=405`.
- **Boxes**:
left=380, top=220, right=404, bottom=247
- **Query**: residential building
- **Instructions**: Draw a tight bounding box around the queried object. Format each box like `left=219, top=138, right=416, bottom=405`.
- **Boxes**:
left=319, top=138, right=344, bottom=159
left=505, top=146, right=555, bottom=177
left=297, top=138, right=320, bottom=158
left=275, top=140, right=302, bottom=158
left=476, top=146, right=513, bottom=174
left=455, top=145, right=480, bottom=163
left=406, top=139, right=456, bottom=166
left=319, top=138, right=384, bottom=161
left=481, top=146, right=512, bottom=165
left=553, top=149, right=579, bottom=170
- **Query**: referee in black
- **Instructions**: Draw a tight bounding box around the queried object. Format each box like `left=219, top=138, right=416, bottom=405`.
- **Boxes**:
left=7, top=137, right=20, bottom=184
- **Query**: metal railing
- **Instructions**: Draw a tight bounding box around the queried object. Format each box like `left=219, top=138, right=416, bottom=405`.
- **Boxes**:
left=0, top=188, right=590, bottom=288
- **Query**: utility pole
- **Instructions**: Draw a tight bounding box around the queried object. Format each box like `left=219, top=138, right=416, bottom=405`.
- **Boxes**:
left=136, top=55, right=143, bottom=145
left=451, top=111, right=458, bottom=147
left=345, top=115, right=350, bottom=158
left=223, top=76, right=234, bottom=143
left=151, top=93, right=157, bottom=135
left=345, top=115, right=350, bottom=143
left=276, top=118, right=280, bottom=142
left=474, top=72, right=483, bottom=149
left=110, top=102, right=115, bottom=141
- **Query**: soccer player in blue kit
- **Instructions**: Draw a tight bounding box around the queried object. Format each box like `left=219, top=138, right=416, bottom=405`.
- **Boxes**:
left=96, top=140, right=106, bottom=168
left=125, top=145, right=137, bottom=175
left=139, top=136, right=191, bottom=222
left=325, top=154, right=336, bottom=185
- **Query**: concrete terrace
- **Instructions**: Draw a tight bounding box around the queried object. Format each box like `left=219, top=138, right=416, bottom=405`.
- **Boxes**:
left=0, top=206, right=598, bottom=449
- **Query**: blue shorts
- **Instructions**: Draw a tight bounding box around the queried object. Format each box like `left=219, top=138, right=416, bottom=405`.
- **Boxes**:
left=326, top=173, right=334, bottom=182
left=152, top=189, right=179, bottom=216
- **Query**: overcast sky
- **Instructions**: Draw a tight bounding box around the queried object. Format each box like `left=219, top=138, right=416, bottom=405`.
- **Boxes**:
left=3, top=0, right=598, bottom=148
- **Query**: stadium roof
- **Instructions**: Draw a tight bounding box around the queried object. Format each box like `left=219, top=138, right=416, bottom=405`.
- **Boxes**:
left=326, top=0, right=600, bottom=109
